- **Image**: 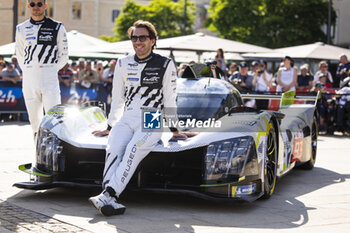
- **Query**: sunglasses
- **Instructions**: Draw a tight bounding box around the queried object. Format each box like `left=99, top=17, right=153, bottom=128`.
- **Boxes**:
left=29, top=2, right=44, bottom=7
left=131, top=35, right=150, bottom=42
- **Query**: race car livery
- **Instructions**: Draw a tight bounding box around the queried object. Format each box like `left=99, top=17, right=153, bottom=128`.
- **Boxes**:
left=14, top=63, right=319, bottom=202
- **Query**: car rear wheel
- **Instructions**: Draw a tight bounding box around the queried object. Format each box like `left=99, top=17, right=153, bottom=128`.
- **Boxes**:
left=262, top=122, right=277, bottom=199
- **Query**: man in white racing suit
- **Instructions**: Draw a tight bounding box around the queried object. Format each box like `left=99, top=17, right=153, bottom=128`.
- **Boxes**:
left=89, top=20, right=190, bottom=216
left=15, top=0, right=68, bottom=135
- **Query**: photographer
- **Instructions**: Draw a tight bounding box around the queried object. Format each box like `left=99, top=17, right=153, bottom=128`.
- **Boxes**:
left=95, top=60, right=104, bottom=80
left=78, top=60, right=99, bottom=88
left=252, top=60, right=273, bottom=92
left=252, top=60, right=273, bottom=109
left=229, top=62, right=254, bottom=93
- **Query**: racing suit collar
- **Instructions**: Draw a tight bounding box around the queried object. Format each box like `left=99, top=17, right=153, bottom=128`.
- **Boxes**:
left=134, top=52, right=153, bottom=63
left=30, top=17, right=47, bottom=25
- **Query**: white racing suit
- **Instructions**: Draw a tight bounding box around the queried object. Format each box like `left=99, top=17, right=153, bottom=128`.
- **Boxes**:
left=15, top=17, right=68, bottom=133
left=103, top=53, right=177, bottom=197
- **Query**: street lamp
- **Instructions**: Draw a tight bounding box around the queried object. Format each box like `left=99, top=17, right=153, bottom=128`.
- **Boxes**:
left=327, top=0, right=332, bottom=44
left=183, top=0, right=187, bottom=35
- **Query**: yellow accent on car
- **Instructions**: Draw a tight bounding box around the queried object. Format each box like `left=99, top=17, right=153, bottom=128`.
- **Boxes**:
left=238, top=176, right=246, bottom=182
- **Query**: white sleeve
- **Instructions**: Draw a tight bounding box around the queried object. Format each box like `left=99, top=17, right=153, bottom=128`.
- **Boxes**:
left=56, top=24, right=69, bottom=70
left=15, top=25, right=25, bottom=67
left=163, top=60, right=177, bottom=109
left=107, top=59, right=125, bottom=127
left=162, top=60, right=178, bottom=131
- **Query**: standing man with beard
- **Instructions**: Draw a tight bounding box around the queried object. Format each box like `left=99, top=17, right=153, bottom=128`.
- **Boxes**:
left=15, top=0, right=68, bottom=138
left=89, top=20, right=191, bottom=216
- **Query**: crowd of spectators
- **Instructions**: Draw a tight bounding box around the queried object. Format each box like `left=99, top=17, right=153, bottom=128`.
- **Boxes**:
left=2, top=52, right=350, bottom=95
left=1, top=50, right=350, bottom=132
left=175, top=49, right=350, bottom=96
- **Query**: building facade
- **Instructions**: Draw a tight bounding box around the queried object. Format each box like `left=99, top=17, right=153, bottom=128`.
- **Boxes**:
left=0, top=0, right=148, bottom=45
left=333, top=0, right=350, bottom=47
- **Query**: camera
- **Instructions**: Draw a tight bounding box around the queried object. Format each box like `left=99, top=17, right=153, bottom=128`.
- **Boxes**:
left=257, top=70, right=264, bottom=75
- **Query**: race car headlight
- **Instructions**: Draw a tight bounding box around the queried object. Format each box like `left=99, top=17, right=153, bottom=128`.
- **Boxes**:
left=36, top=128, right=63, bottom=172
left=204, top=136, right=257, bottom=182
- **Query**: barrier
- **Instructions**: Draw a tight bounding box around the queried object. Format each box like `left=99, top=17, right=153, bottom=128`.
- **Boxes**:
left=0, top=81, right=110, bottom=114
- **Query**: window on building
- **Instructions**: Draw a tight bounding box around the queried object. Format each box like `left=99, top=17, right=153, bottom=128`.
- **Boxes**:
left=72, top=1, right=82, bottom=20
left=18, top=0, right=26, bottom=17
left=46, top=0, right=54, bottom=17
left=112, top=9, right=120, bottom=23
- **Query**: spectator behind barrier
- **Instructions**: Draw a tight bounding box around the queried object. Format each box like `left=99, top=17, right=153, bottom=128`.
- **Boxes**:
left=101, top=59, right=116, bottom=89
left=297, top=64, right=314, bottom=91
left=313, top=74, right=333, bottom=133
left=58, top=63, right=74, bottom=87
left=314, top=61, right=333, bottom=86
left=78, top=60, right=100, bottom=88
left=95, top=60, right=104, bottom=81
left=337, top=54, right=350, bottom=85
left=78, top=57, right=86, bottom=73
left=0, top=60, right=6, bottom=78
left=276, top=56, right=297, bottom=92
left=228, top=62, right=238, bottom=77
left=335, top=79, right=350, bottom=133
left=229, top=62, right=254, bottom=92
left=313, top=74, right=332, bottom=92
left=248, top=60, right=259, bottom=76
left=215, top=48, right=227, bottom=72
left=252, top=60, right=273, bottom=92
left=1, top=62, right=22, bottom=84
left=11, top=55, right=22, bottom=75
left=70, top=61, right=79, bottom=81
left=252, top=60, right=273, bottom=110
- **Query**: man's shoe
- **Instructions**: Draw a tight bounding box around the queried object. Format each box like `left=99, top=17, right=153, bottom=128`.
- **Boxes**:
left=89, top=191, right=126, bottom=216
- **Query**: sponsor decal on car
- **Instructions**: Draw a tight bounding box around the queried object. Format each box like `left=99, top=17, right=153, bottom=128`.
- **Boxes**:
left=291, top=131, right=304, bottom=162
left=232, top=184, right=256, bottom=197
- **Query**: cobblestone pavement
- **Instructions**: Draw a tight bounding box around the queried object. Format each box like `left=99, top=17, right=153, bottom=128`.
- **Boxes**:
left=0, top=199, right=91, bottom=233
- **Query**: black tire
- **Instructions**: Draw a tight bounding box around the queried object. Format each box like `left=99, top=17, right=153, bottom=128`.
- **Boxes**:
left=300, top=116, right=318, bottom=169
left=262, top=122, right=277, bottom=199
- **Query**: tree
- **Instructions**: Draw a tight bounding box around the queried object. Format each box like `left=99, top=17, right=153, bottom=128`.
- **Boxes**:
left=100, top=0, right=196, bottom=42
left=205, top=0, right=336, bottom=48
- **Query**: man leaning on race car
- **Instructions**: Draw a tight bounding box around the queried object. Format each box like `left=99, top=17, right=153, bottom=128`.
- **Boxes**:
left=89, top=20, right=195, bottom=216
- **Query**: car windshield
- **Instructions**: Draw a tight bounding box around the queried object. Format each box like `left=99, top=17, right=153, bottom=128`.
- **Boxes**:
left=176, top=92, right=229, bottom=121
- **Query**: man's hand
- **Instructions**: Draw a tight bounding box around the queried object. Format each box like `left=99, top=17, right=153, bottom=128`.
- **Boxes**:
left=92, top=129, right=110, bottom=136
left=171, top=131, right=199, bottom=140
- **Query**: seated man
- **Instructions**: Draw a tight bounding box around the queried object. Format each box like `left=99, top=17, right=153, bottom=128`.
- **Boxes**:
left=1, top=62, right=21, bottom=84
